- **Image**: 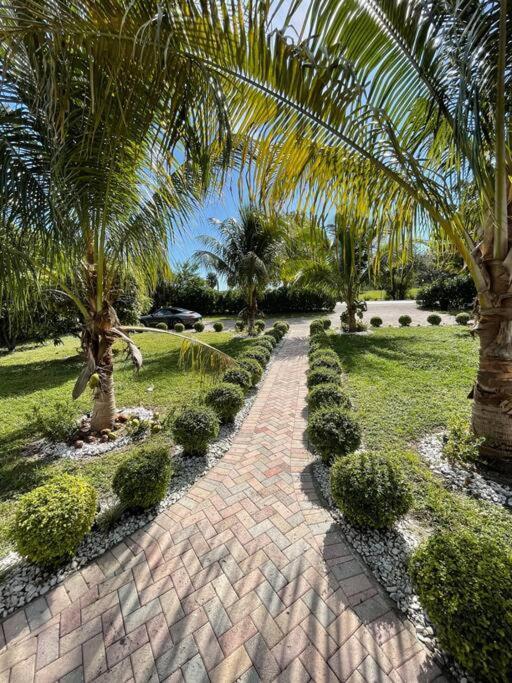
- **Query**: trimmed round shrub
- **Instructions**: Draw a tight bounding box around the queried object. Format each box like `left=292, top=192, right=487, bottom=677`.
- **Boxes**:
left=274, top=321, right=289, bottom=334
left=13, top=475, right=97, bottom=566
left=254, top=319, right=266, bottom=333
left=427, top=314, right=441, bottom=326
left=330, top=452, right=412, bottom=528
left=323, top=319, right=332, bottom=329
left=309, top=332, right=331, bottom=349
left=307, top=367, right=340, bottom=389
left=265, top=328, right=282, bottom=341
left=262, top=331, right=278, bottom=347
left=238, top=358, right=264, bottom=384
left=455, top=312, right=471, bottom=326
left=113, top=442, right=172, bottom=510
left=205, top=382, right=245, bottom=423
left=171, top=405, right=219, bottom=456
left=213, top=322, right=224, bottom=332
left=310, top=353, right=342, bottom=373
left=222, top=367, right=252, bottom=391
left=193, top=321, right=205, bottom=332
left=370, top=317, right=383, bottom=328
left=235, top=320, right=245, bottom=332
left=155, top=321, right=168, bottom=330
left=308, top=407, right=361, bottom=464
left=309, top=348, right=339, bottom=364
left=310, top=320, right=325, bottom=335
left=243, top=347, right=270, bottom=365
left=307, top=383, right=350, bottom=412
left=173, top=322, right=185, bottom=333
left=253, top=337, right=274, bottom=352
left=410, top=530, right=512, bottom=682
left=398, top=315, right=412, bottom=327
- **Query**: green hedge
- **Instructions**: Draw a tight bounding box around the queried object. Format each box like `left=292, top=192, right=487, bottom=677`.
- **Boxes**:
left=308, top=406, right=361, bottom=464
left=113, top=441, right=172, bottom=510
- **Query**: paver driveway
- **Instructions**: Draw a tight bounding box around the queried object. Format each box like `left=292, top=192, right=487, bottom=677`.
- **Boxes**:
left=0, top=328, right=447, bottom=682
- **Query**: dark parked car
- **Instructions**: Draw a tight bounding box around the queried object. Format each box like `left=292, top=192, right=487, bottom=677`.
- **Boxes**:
left=140, top=307, right=202, bottom=329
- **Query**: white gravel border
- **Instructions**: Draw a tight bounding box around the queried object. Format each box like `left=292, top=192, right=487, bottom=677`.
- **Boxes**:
left=0, top=342, right=282, bottom=617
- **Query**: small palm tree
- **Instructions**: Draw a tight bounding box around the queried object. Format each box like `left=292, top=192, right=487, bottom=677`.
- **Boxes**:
left=195, top=206, right=282, bottom=334
left=0, top=0, right=234, bottom=431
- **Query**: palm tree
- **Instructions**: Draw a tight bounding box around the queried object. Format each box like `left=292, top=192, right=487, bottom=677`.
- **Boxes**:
left=206, top=272, right=219, bottom=290
left=286, top=213, right=373, bottom=332
left=195, top=206, right=282, bottom=334
left=0, top=0, right=234, bottom=431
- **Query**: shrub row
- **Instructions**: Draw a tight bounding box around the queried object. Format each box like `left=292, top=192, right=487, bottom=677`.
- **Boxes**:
left=13, top=323, right=291, bottom=568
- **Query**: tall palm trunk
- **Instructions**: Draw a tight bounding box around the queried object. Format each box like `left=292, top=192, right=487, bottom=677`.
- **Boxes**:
left=472, top=260, right=512, bottom=469
left=247, top=286, right=258, bottom=336
left=87, top=307, right=118, bottom=432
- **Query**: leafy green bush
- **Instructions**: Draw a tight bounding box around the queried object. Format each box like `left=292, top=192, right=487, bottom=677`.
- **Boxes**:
left=455, top=312, right=471, bottom=326
left=307, top=383, right=350, bottom=412
left=310, top=353, right=342, bottom=372
left=222, top=367, right=252, bottom=391
left=308, top=407, right=361, bottom=463
left=410, top=530, right=512, bottom=682
left=265, top=328, right=282, bottom=341
left=155, top=321, right=168, bottom=330
left=113, top=441, right=172, bottom=510
left=427, top=314, right=441, bottom=326
left=242, top=347, right=270, bottom=365
left=310, top=320, right=325, bottom=335
left=274, top=321, right=289, bottom=334
left=205, top=382, right=245, bottom=422
left=330, top=451, right=412, bottom=528
left=173, top=322, right=185, bottom=333
left=28, top=400, right=78, bottom=442
left=323, top=319, right=332, bottom=329
left=213, top=322, right=224, bottom=332
left=238, top=357, right=264, bottom=384
left=442, top=417, right=484, bottom=466
left=309, top=332, right=331, bottom=351
left=262, top=330, right=278, bottom=347
left=171, top=405, right=219, bottom=455
left=253, top=337, right=274, bottom=352
left=370, top=316, right=383, bottom=328
left=235, top=320, right=245, bottom=332
left=254, top=319, right=266, bottom=333
left=398, top=315, right=412, bottom=327
left=13, top=475, right=97, bottom=566
left=416, top=274, right=476, bottom=311
left=193, top=321, right=205, bottom=332
left=309, top=348, right=339, bottom=364
left=307, top=367, right=340, bottom=388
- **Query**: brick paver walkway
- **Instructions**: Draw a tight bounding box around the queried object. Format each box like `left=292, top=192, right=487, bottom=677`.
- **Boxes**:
left=0, top=329, right=446, bottom=682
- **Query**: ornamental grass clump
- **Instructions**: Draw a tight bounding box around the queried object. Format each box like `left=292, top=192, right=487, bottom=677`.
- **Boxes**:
left=222, top=367, right=252, bottom=391
left=13, top=474, right=97, bottom=566
left=113, top=441, right=172, bottom=510
left=171, top=405, right=219, bottom=456
left=28, top=400, right=78, bottom=442
left=330, top=451, right=412, bottom=528
left=307, top=383, right=350, bottom=412
left=238, top=358, right=264, bottom=384
left=307, top=367, right=340, bottom=389
left=410, top=530, right=512, bottom=682
left=205, top=382, right=245, bottom=423
left=307, top=406, right=361, bottom=464
left=442, top=417, right=484, bottom=466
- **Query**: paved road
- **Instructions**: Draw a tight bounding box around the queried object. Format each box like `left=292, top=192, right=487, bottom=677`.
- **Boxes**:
left=0, top=326, right=445, bottom=682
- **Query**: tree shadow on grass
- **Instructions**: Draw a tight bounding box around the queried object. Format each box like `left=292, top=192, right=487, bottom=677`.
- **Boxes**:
left=0, top=354, right=84, bottom=400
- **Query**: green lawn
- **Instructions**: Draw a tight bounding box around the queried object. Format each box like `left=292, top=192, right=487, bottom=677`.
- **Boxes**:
left=361, top=288, right=419, bottom=301
left=331, top=327, right=512, bottom=544
left=0, top=330, right=258, bottom=557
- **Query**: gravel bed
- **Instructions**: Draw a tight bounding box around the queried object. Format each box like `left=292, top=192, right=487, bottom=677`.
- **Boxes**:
left=0, top=346, right=280, bottom=617
left=313, top=459, right=469, bottom=682
left=418, top=433, right=512, bottom=509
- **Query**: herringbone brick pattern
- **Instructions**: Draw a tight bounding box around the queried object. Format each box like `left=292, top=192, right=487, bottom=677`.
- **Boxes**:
left=0, top=329, right=447, bottom=682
